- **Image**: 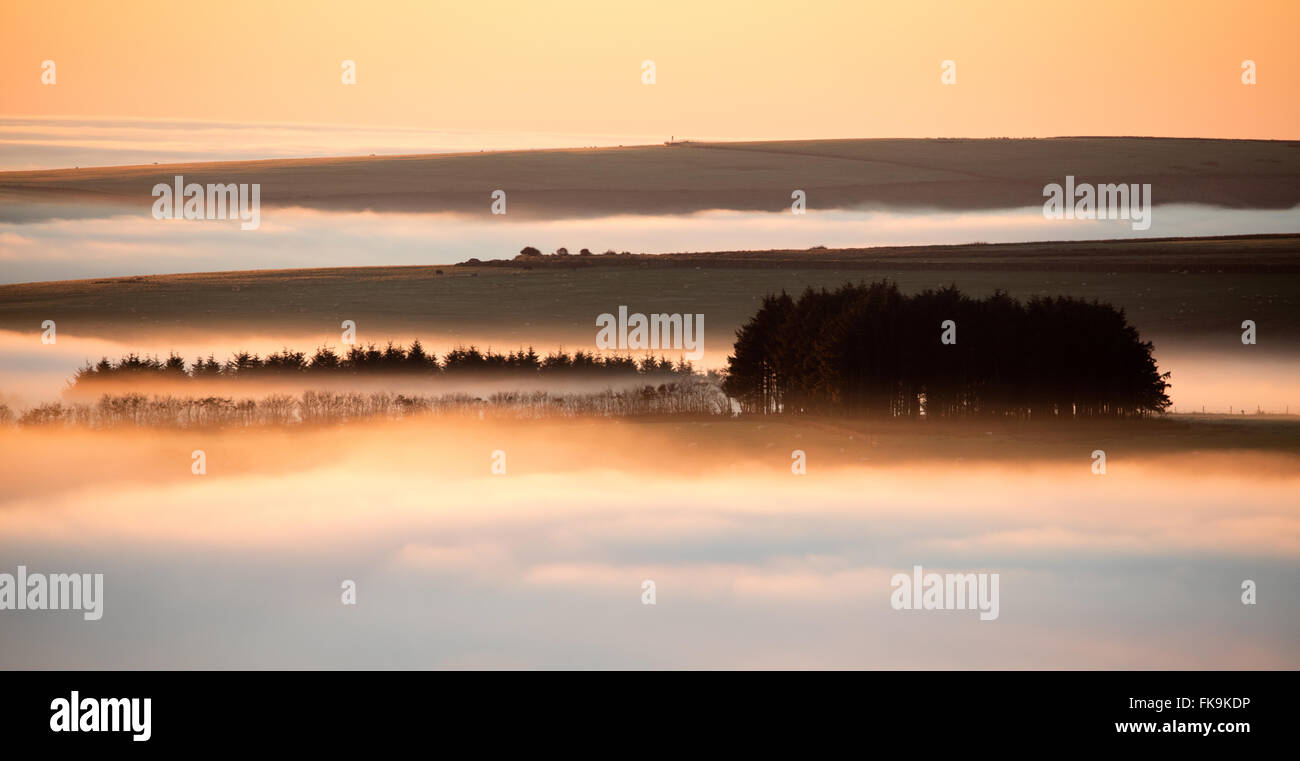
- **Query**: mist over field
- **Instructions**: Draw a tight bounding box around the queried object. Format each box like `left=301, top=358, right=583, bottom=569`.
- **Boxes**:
left=2, top=416, right=1297, bottom=668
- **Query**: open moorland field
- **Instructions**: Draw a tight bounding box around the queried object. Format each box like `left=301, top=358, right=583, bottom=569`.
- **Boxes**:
left=2, top=235, right=1297, bottom=355
left=3, top=137, right=1300, bottom=218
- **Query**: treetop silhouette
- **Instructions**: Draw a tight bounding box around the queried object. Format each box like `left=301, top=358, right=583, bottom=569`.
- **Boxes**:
left=723, top=280, right=1170, bottom=419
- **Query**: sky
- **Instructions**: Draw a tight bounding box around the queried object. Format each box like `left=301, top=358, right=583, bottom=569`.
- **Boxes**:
left=2, top=0, right=1298, bottom=148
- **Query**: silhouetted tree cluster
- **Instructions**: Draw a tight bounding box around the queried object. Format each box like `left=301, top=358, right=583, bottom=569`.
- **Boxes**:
left=508, top=246, right=632, bottom=263
left=723, top=281, right=1170, bottom=418
left=70, top=341, right=696, bottom=388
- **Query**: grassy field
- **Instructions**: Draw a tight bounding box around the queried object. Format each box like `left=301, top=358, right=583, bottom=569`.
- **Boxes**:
left=3, top=137, right=1299, bottom=217
left=1, top=235, right=1296, bottom=354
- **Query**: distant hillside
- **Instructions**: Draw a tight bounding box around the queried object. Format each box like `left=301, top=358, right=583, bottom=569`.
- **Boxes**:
left=3, top=137, right=1298, bottom=218
left=467, top=234, right=1300, bottom=273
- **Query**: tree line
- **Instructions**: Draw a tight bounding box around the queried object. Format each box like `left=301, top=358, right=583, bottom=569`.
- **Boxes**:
left=16, top=384, right=730, bottom=428
left=70, top=341, right=697, bottom=387
left=723, top=280, right=1170, bottom=418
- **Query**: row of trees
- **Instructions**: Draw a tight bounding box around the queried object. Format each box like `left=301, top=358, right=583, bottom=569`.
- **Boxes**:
left=515, top=247, right=634, bottom=259
left=723, top=281, right=1171, bottom=418
left=70, top=342, right=697, bottom=387
left=18, top=383, right=730, bottom=428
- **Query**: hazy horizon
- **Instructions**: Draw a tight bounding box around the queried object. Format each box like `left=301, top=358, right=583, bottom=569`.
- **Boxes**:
left=0, top=116, right=685, bottom=172
left=5, top=1, right=1298, bottom=141
left=4, top=117, right=1297, bottom=174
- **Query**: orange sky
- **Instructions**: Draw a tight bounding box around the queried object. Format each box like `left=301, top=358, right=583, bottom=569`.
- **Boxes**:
left=2, top=0, right=1297, bottom=141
